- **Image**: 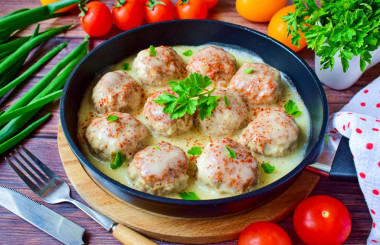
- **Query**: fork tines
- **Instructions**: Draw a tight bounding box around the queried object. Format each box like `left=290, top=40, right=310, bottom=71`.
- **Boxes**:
left=5, top=146, right=55, bottom=193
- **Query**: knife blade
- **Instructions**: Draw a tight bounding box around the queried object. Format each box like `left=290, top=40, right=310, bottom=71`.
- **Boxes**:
left=0, top=185, right=85, bottom=245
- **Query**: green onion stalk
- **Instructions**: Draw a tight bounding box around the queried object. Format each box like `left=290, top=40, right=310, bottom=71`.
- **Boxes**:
left=0, top=38, right=88, bottom=143
left=0, top=0, right=79, bottom=43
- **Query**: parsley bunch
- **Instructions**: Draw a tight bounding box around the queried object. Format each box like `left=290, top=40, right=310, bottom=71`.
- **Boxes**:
left=153, top=73, right=219, bottom=120
left=283, top=0, right=380, bottom=72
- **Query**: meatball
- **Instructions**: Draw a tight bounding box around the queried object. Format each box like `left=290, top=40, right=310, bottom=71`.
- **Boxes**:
left=198, top=88, right=248, bottom=137
left=229, top=63, right=282, bottom=106
left=238, top=108, right=299, bottom=157
left=197, top=138, right=258, bottom=194
left=92, top=70, right=144, bottom=114
left=128, top=142, right=189, bottom=195
left=143, top=89, right=193, bottom=137
left=86, top=112, right=149, bottom=161
left=186, top=46, right=236, bottom=87
left=132, top=46, right=187, bottom=86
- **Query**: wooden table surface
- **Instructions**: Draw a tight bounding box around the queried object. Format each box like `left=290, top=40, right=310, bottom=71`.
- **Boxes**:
left=0, top=0, right=379, bottom=244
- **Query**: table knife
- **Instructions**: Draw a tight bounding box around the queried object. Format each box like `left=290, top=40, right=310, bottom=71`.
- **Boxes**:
left=0, top=185, right=85, bottom=245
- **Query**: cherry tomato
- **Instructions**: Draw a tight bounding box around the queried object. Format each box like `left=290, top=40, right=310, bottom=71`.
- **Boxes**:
left=293, top=195, right=352, bottom=245
left=236, top=0, right=286, bottom=22
left=176, top=0, right=208, bottom=20
left=268, top=5, right=307, bottom=52
left=113, top=0, right=144, bottom=31
left=40, top=0, right=77, bottom=13
left=79, top=1, right=113, bottom=37
left=144, top=0, right=175, bottom=23
left=238, top=221, right=291, bottom=245
left=204, top=0, right=218, bottom=9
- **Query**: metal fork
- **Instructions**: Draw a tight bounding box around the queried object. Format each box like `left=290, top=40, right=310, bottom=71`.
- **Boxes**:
left=5, top=146, right=156, bottom=245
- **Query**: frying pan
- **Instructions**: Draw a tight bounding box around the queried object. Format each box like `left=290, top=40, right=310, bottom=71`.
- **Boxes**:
left=60, top=20, right=354, bottom=218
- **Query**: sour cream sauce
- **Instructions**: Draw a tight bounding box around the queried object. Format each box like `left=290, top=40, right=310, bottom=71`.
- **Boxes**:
left=77, top=44, right=311, bottom=200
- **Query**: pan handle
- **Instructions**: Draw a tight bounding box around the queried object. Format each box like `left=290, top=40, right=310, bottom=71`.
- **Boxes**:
left=307, top=135, right=357, bottom=182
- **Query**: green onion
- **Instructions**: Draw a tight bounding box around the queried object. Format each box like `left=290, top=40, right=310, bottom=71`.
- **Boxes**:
left=179, top=192, right=200, bottom=200
left=187, top=146, right=202, bottom=155
left=0, top=113, right=50, bottom=155
left=2, top=38, right=86, bottom=115
left=0, top=42, right=67, bottom=98
left=106, top=115, right=119, bottom=122
left=0, top=0, right=79, bottom=43
left=149, top=45, right=156, bottom=56
left=183, top=50, right=193, bottom=56
left=0, top=90, right=62, bottom=127
left=224, top=95, right=229, bottom=107
left=0, top=24, right=71, bottom=78
left=0, top=8, right=29, bottom=21
left=225, top=145, right=236, bottom=158
left=0, top=36, right=30, bottom=54
left=110, top=152, right=126, bottom=169
left=261, top=163, right=275, bottom=174
left=244, top=67, right=254, bottom=74
left=0, top=41, right=88, bottom=143
left=152, top=146, right=160, bottom=150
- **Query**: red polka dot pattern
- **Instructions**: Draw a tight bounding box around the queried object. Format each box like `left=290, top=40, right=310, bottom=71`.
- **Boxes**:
left=371, top=209, right=376, bottom=215
left=356, top=128, right=362, bottom=134
left=360, top=172, right=366, bottom=178
left=361, top=102, right=366, bottom=106
left=364, top=89, right=369, bottom=93
left=367, top=143, right=374, bottom=150
left=373, top=190, right=379, bottom=195
left=373, top=128, right=379, bottom=132
left=377, top=103, right=380, bottom=108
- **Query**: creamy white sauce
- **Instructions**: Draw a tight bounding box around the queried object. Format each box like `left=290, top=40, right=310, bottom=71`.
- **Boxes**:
left=77, top=44, right=311, bottom=200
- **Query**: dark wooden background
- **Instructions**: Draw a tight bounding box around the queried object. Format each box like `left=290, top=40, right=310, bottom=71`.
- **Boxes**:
left=0, top=0, right=379, bottom=244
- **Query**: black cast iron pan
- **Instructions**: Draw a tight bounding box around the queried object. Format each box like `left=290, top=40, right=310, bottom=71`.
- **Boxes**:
left=60, top=20, right=355, bottom=218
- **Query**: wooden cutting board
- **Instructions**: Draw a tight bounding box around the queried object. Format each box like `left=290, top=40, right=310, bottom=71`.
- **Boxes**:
left=57, top=124, right=319, bottom=244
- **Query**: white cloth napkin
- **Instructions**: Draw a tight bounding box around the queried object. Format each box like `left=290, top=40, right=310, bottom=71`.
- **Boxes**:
left=328, top=76, right=380, bottom=244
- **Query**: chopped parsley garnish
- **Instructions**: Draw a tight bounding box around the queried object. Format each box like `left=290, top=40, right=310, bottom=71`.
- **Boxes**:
left=122, top=63, right=131, bottom=71
left=179, top=191, right=200, bottom=200
left=149, top=45, right=156, bottom=56
left=244, top=67, right=254, bottom=74
left=284, top=100, right=302, bottom=117
left=261, top=163, right=275, bottom=174
left=110, top=152, right=126, bottom=169
left=187, top=146, right=202, bottom=155
left=224, top=95, right=229, bottom=107
left=153, top=146, right=160, bottom=150
left=225, top=145, right=236, bottom=158
left=183, top=50, right=193, bottom=56
left=106, top=115, right=119, bottom=122
left=153, top=73, right=219, bottom=120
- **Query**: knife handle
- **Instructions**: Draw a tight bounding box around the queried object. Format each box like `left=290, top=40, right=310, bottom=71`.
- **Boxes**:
left=112, top=224, right=157, bottom=245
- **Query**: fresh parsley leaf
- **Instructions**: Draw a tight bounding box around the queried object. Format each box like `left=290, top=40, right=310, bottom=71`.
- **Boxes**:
left=153, top=146, right=160, bottom=150
left=183, top=50, right=193, bottom=56
left=106, top=115, right=119, bottom=122
left=225, top=145, right=236, bottom=158
left=179, top=191, right=200, bottom=200
left=283, top=0, right=379, bottom=72
left=122, top=63, right=131, bottom=71
left=284, top=100, right=302, bottom=117
left=244, top=67, right=254, bottom=74
left=224, top=95, right=229, bottom=107
left=153, top=73, right=219, bottom=120
left=110, top=152, right=125, bottom=169
left=261, top=163, right=275, bottom=174
left=187, top=146, right=202, bottom=155
left=149, top=45, right=156, bottom=56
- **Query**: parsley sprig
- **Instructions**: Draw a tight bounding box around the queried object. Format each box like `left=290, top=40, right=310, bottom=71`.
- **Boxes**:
left=284, top=100, right=302, bottom=117
left=187, top=146, right=202, bottom=155
left=283, top=0, right=380, bottom=72
left=153, top=73, right=219, bottom=120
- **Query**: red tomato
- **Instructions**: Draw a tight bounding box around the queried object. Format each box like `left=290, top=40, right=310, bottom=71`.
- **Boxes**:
left=144, top=0, right=175, bottom=23
left=238, top=221, right=291, bottom=245
left=176, top=0, right=208, bottom=19
left=204, top=0, right=218, bottom=9
left=293, top=195, right=352, bottom=245
left=79, top=1, right=113, bottom=37
left=112, top=0, right=144, bottom=31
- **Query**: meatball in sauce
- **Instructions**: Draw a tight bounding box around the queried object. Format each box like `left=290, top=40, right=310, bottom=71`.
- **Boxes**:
left=92, top=70, right=144, bottom=114
left=198, top=88, right=248, bottom=137
left=229, top=63, right=282, bottom=106
left=143, top=89, right=193, bottom=137
left=85, top=112, right=149, bottom=161
left=187, top=45, right=236, bottom=87
left=196, top=138, right=258, bottom=195
left=128, top=142, right=189, bottom=196
left=133, top=46, right=187, bottom=86
left=238, top=108, right=300, bottom=157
